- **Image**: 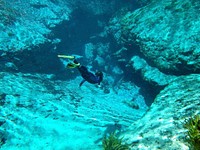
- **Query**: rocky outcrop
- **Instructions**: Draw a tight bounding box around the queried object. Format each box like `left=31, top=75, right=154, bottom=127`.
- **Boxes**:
left=0, top=0, right=125, bottom=53
left=0, top=0, right=72, bottom=52
left=130, top=55, right=176, bottom=86
left=109, top=0, right=200, bottom=74
left=121, top=74, right=200, bottom=150
left=0, top=72, right=148, bottom=149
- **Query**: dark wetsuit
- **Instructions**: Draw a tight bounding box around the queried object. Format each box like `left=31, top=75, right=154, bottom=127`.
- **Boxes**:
left=74, top=59, right=103, bottom=86
left=78, top=66, right=102, bottom=86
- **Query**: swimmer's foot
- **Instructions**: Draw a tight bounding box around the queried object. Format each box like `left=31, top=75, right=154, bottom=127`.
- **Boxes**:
left=57, top=55, right=75, bottom=60
left=67, top=62, right=80, bottom=68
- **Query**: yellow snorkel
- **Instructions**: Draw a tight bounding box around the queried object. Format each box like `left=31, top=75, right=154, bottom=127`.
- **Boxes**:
left=57, top=55, right=75, bottom=60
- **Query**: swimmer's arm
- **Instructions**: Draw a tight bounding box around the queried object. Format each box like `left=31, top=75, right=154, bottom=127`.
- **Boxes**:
left=79, top=80, right=86, bottom=87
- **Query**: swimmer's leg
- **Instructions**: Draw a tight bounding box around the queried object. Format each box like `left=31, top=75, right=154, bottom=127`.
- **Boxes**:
left=67, top=61, right=80, bottom=68
left=57, top=55, right=80, bottom=68
left=66, top=59, right=81, bottom=69
left=73, top=59, right=79, bottom=64
left=77, top=65, right=89, bottom=74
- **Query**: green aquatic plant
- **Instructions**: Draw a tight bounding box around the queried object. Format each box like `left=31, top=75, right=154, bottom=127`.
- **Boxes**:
left=102, top=132, right=130, bottom=150
left=184, top=114, right=200, bottom=150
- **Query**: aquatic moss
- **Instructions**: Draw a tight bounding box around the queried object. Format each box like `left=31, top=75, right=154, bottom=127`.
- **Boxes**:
left=102, top=132, right=130, bottom=150
left=184, top=114, right=200, bottom=150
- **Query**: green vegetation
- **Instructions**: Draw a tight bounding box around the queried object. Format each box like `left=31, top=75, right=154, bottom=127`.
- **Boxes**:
left=102, top=132, right=130, bottom=150
left=184, top=114, right=200, bottom=150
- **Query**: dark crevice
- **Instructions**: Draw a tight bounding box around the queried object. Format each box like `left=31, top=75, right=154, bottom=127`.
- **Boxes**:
left=123, top=39, right=200, bottom=76
left=113, top=41, right=165, bottom=106
left=123, top=66, right=165, bottom=106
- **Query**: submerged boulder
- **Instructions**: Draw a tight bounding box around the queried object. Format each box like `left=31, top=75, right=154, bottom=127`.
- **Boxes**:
left=130, top=55, right=176, bottom=87
left=0, top=72, right=148, bottom=149
left=0, top=0, right=72, bottom=52
left=109, top=0, right=200, bottom=74
left=121, top=74, right=200, bottom=150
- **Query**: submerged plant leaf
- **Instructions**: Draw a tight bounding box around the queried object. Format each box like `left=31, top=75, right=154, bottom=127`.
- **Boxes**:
left=184, top=114, right=200, bottom=150
left=102, top=132, right=130, bottom=150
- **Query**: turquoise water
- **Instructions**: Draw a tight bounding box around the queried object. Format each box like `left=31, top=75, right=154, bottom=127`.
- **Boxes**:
left=1, top=0, right=200, bottom=149
left=0, top=73, right=147, bottom=149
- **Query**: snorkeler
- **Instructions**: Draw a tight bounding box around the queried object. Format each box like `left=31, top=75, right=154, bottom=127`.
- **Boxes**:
left=58, top=55, right=103, bottom=87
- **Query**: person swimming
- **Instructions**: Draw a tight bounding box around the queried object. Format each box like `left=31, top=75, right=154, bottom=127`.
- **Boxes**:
left=58, top=55, right=103, bottom=87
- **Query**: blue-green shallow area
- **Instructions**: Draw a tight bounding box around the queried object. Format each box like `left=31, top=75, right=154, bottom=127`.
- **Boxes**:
left=1, top=0, right=200, bottom=149
left=0, top=72, right=147, bottom=149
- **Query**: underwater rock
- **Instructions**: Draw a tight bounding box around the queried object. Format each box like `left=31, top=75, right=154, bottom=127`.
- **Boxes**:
left=0, top=0, right=71, bottom=52
left=130, top=56, right=176, bottom=86
left=123, top=100, right=139, bottom=110
left=84, top=42, right=110, bottom=71
left=112, top=66, right=124, bottom=75
left=5, top=62, right=18, bottom=71
left=0, top=0, right=19, bottom=25
left=94, top=55, right=105, bottom=67
left=109, top=0, right=200, bottom=74
left=0, top=72, right=148, bottom=149
left=84, top=43, right=95, bottom=60
left=121, top=74, right=200, bottom=150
